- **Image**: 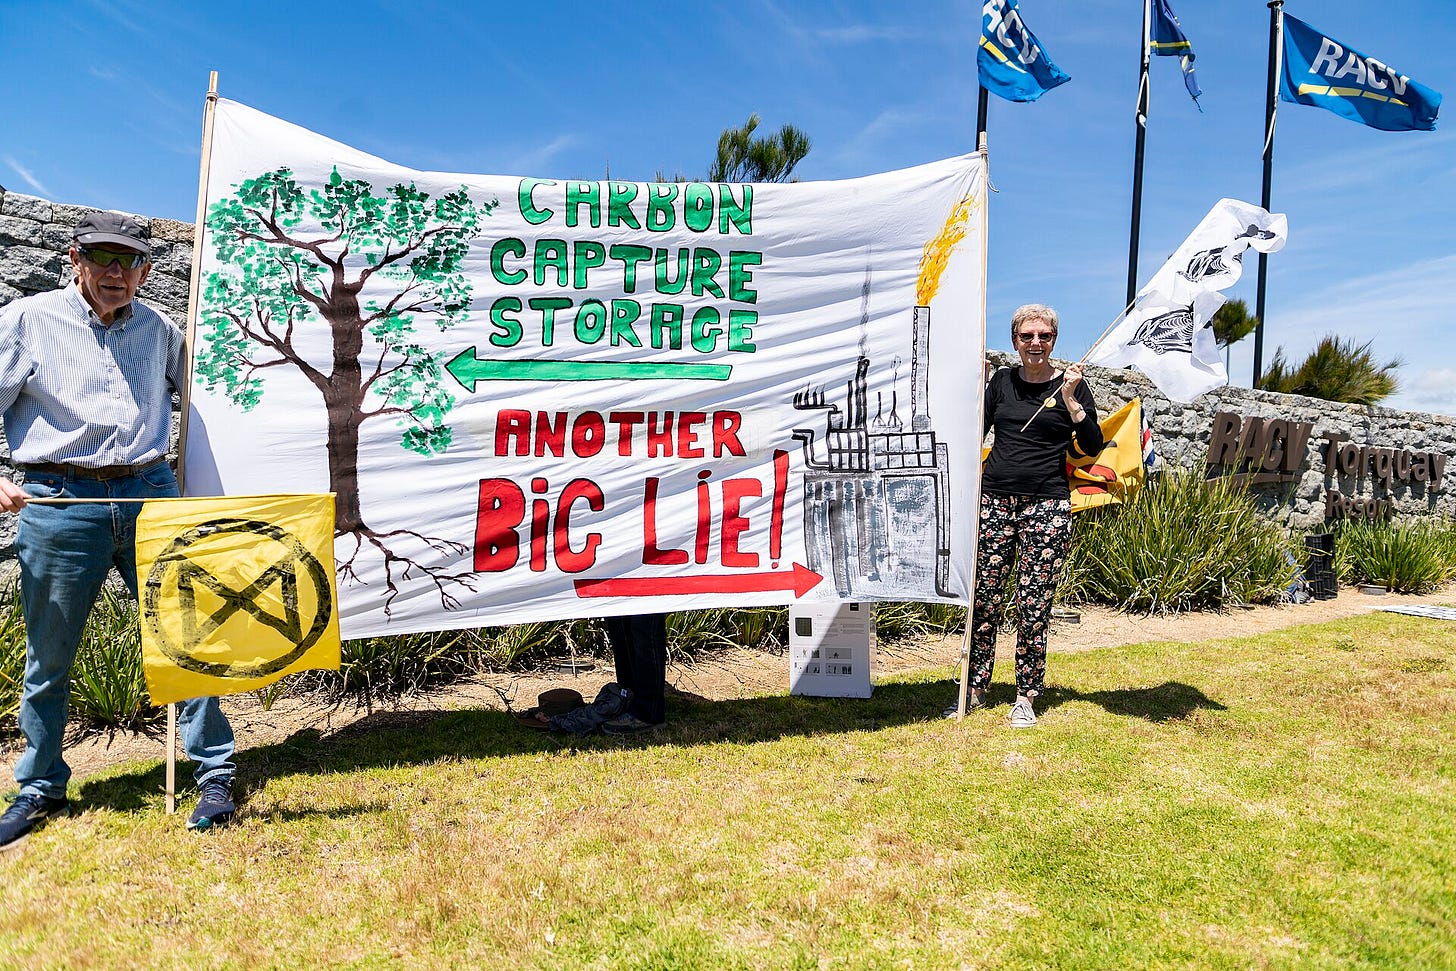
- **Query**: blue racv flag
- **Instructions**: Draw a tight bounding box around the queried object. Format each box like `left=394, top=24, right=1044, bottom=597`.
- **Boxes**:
left=979, top=0, right=1070, bottom=103
left=1280, top=14, right=1441, bottom=132
left=1151, top=0, right=1201, bottom=106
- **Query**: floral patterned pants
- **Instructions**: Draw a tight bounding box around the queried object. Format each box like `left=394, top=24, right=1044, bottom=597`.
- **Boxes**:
left=968, top=493, right=1072, bottom=698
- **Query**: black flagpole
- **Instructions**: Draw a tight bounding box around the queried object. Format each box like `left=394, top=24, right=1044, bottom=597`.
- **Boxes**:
left=1126, top=0, right=1151, bottom=306
left=1254, top=0, right=1284, bottom=386
left=976, top=85, right=989, bottom=148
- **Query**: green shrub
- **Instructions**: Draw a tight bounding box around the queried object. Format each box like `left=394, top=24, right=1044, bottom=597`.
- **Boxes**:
left=1067, top=469, right=1298, bottom=612
left=69, top=585, right=160, bottom=729
left=0, top=583, right=27, bottom=723
left=0, top=581, right=161, bottom=730
left=724, top=607, right=788, bottom=653
left=872, top=601, right=964, bottom=641
left=293, top=620, right=584, bottom=702
left=1333, top=517, right=1456, bottom=593
left=666, top=610, right=742, bottom=658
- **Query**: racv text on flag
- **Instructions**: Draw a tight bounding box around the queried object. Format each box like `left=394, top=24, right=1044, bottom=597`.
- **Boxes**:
left=1280, top=14, right=1441, bottom=132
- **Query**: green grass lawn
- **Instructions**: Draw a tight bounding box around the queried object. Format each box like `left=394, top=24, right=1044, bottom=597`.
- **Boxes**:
left=2, top=612, right=1453, bottom=970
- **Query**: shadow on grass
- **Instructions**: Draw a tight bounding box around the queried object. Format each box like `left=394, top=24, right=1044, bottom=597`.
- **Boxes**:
left=73, top=677, right=1227, bottom=812
left=1037, top=681, right=1227, bottom=722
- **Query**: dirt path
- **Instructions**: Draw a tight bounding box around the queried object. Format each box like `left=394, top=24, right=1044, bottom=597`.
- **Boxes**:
left=15, top=583, right=1454, bottom=784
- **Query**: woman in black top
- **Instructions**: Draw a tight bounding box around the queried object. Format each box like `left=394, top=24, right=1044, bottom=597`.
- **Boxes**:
left=959, top=304, right=1102, bottom=727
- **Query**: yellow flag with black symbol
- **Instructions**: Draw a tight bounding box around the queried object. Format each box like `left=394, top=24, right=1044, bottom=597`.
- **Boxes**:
left=135, top=494, right=341, bottom=705
left=1067, top=399, right=1147, bottom=513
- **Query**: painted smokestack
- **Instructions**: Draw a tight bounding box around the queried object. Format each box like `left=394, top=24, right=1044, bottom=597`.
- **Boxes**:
left=911, top=306, right=931, bottom=432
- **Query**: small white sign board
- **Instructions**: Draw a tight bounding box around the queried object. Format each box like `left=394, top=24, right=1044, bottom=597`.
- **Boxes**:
left=788, top=602, right=875, bottom=698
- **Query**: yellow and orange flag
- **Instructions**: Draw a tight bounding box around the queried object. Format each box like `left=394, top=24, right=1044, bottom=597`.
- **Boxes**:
left=1067, top=399, right=1148, bottom=513
left=134, top=494, right=341, bottom=705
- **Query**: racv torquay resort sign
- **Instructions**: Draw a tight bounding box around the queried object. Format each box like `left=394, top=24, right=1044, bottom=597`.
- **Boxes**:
left=1206, top=411, right=1449, bottom=523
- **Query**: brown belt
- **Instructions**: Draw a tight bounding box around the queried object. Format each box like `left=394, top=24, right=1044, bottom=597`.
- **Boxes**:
left=20, top=460, right=166, bottom=481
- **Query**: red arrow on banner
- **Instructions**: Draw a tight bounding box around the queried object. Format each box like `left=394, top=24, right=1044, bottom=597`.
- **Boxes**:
left=573, top=563, right=824, bottom=598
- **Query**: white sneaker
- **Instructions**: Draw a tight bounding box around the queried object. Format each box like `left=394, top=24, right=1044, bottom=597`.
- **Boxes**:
left=1008, top=698, right=1037, bottom=728
left=942, top=689, right=986, bottom=718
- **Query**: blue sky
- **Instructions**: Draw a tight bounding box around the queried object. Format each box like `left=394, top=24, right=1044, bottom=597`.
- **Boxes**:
left=3, top=0, right=1452, bottom=414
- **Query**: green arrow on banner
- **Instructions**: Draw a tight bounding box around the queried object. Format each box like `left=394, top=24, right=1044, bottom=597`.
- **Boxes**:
left=445, top=347, right=734, bottom=391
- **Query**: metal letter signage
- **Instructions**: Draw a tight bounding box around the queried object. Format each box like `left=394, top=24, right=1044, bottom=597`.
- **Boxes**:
left=1204, top=411, right=1450, bottom=523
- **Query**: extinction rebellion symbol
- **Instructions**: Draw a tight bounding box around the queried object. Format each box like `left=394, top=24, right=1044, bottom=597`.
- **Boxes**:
left=141, top=517, right=334, bottom=678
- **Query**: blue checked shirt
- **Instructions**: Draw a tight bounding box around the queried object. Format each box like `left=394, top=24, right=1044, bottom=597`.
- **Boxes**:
left=0, top=283, right=184, bottom=467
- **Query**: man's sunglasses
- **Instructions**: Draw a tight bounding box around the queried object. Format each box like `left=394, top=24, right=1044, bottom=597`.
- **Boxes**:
left=79, top=247, right=147, bottom=269
left=1016, top=332, right=1055, bottom=344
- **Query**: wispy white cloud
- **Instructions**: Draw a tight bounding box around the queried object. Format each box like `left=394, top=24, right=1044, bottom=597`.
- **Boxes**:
left=1280, top=130, right=1456, bottom=197
left=750, top=0, right=916, bottom=58
left=1273, top=255, right=1455, bottom=350
left=831, top=107, right=931, bottom=169
left=3, top=156, right=53, bottom=197
left=81, top=0, right=153, bottom=37
left=502, top=135, right=579, bottom=178
left=1389, top=367, right=1456, bottom=418
left=811, top=24, right=916, bottom=44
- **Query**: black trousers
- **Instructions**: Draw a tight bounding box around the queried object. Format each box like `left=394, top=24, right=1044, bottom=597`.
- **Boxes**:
left=605, top=613, right=668, bottom=724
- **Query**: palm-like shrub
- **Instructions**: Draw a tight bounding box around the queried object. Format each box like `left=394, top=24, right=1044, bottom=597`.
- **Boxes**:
left=1257, top=335, right=1400, bottom=405
left=873, top=601, right=964, bottom=640
left=69, top=585, right=158, bottom=729
left=1067, top=469, right=1298, bottom=612
left=0, top=582, right=159, bottom=730
left=1212, top=298, right=1257, bottom=349
left=0, top=585, right=27, bottom=722
left=1333, top=518, right=1456, bottom=593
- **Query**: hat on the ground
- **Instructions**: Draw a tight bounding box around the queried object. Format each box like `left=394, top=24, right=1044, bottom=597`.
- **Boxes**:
left=535, top=687, right=586, bottom=716
left=515, top=686, right=587, bottom=730
left=72, top=211, right=149, bottom=253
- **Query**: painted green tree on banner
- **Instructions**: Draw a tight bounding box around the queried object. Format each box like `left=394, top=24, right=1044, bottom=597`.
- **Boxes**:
left=196, top=166, right=497, bottom=609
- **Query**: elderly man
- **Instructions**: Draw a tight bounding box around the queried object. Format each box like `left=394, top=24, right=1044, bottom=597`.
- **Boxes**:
left=0, top=212, right=238, bottom=849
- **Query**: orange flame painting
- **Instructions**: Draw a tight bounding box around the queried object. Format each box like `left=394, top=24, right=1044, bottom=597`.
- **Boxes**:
left=916, top=191, right=978, bottom=305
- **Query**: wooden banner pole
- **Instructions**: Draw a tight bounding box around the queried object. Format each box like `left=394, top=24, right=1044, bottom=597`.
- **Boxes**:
left=956, top=131, right=993, bottom=720
left=164, top=69, right=221, bottom=816
left=25, top=497, right=149, bottom=505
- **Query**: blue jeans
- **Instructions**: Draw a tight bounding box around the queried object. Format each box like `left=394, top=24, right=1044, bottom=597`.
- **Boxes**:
left=14, top=462, right=236, bottom=799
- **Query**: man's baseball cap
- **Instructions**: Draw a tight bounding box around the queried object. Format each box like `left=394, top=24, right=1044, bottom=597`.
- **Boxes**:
left=72, top=212, right=149, bottom=253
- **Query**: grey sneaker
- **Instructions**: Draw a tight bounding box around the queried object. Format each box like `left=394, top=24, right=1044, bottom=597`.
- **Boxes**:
left=942, top=689, right=987, bottom=718
left=602, top=714, right=664, bottom=735
left=0, top=793, right=70, bottom=851
left=187, top=777, right=236, bottom=831
left=1009, top=698, right=1038, bottom=728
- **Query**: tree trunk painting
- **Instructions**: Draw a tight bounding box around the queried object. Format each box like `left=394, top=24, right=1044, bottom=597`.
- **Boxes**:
left=194, top=167, right=497, bottom=613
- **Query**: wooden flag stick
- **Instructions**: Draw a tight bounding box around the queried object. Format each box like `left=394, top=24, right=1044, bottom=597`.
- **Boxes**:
left=177, top=70, right=220, bottom=490
left=24, top=497, right=149, bottom=505
left=1081, top=297, right=1139, bottom=363
left=166, top=703, right=177, bottom=817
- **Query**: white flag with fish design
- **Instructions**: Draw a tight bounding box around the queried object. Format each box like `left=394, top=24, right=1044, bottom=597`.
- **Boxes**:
left=1088, top=198, right=1287, bottom=401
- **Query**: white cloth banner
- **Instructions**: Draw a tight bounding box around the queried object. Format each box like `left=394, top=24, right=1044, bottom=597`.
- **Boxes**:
left=184, top=100, right=987, bottom=638
left=1088, top=198, right=1288, bottom=401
